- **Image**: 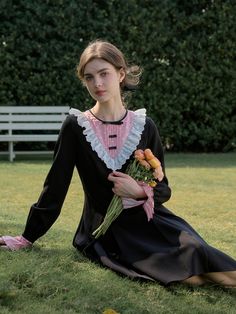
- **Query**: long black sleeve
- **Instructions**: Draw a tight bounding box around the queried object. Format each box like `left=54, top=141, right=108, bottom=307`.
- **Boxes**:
left=22, top=116, right=77, bottom=243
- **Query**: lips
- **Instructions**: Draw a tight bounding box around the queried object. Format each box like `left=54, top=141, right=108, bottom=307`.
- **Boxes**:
left=95, top=90, right=106, bottom=96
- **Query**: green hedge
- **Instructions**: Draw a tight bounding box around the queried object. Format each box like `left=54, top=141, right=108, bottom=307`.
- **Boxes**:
left=1, top=0, right=235, bottom=152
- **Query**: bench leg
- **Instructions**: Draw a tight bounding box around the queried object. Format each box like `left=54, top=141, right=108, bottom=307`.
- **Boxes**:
left=9, top=142, right=15, bottom=162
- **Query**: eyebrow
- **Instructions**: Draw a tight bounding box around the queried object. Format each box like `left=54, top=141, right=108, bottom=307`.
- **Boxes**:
left=84, top=68, right=109, bottom=76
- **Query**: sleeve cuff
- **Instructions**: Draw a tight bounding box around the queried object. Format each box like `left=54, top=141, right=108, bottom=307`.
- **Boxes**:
left=2, top=235, right=32, bottom=251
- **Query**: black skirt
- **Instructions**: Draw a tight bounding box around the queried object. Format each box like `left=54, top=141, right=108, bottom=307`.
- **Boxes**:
left=86, top=205, right=236, bottom=285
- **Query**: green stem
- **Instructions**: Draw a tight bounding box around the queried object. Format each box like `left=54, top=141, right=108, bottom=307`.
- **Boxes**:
left=92, top=158, right=156, bottom=238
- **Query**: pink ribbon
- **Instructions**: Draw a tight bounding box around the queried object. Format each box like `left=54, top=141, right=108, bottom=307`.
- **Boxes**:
left=122, top=182, right=154, bottom=221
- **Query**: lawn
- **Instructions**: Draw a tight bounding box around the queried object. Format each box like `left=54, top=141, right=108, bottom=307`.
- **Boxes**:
left=0, top=153, right=236, bottom=314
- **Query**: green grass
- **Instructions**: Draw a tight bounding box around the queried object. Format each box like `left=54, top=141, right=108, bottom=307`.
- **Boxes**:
left=0, top=153, right=236, bottom=314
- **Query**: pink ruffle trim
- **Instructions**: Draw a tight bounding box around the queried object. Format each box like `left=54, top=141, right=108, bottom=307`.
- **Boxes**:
left=2, top=235, right=32, bottom=251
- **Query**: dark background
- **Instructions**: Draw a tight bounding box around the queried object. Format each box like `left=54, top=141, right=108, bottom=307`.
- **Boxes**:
left=1, top=0, right=235, bottom=152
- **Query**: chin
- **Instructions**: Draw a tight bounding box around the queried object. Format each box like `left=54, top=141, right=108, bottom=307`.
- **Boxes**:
left=96, top=97, right=110, bottom=104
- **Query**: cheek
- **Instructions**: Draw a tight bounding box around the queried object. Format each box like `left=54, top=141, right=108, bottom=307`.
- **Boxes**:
left=85, top=82, right=93, bottom=92
left=107, top=75, right=120, bottom=88
left=85, top=83, right=100, bottom=100
left=85, top=84, right=94, bottom=97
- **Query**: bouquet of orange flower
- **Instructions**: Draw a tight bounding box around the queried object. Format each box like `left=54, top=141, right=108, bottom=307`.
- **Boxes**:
left=92, top=149, right=164, bottom=238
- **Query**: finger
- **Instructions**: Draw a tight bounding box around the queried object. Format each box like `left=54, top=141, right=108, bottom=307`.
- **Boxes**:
left=108, top=172, right=120, bottom=181
left=108, top=173, right=126, bottom=184
left=112, top=171, right=129, bottom=178
left=112, top=187, right=121, bottom=196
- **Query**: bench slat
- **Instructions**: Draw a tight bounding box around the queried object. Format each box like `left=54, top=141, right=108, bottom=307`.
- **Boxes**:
left=0, top=135, right=58, bottom=141
left=0, top=106, right=70, bottom=161
left=0, top=106, right=69, bottom=113
left=0, top=123, right=63, bottom=130
left=0, top=115, right=67, bottom=122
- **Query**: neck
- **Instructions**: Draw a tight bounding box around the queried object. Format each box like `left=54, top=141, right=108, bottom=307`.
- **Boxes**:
left=92, top=100, right=126, bottom=121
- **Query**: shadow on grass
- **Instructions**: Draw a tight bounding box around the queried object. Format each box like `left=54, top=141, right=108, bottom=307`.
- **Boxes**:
left=71, top=248, right=236, bottom=298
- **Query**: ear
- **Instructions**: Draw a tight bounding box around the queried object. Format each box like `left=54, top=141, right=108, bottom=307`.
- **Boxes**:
left=119, top=68, right=126, bottom=83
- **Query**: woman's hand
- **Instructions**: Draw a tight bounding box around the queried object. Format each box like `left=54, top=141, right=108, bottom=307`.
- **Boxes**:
left=108, top=171, right=147, bottom=199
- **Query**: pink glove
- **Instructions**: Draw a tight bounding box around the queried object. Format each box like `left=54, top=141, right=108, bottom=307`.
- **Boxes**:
left=0, top=235, right=32, bottom=251
left=122, top=182, right=154, bottom=221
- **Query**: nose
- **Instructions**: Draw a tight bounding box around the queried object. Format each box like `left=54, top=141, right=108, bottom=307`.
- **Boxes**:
left=94, top=78, right=102, bottom=88
left=95, top=82, right=101, bottom=88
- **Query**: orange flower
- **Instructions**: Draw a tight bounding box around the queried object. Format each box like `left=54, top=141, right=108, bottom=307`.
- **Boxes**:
left=144, top=148, right=155, bottom=160
left=93, top=148, right=163, bottom=238
left=134, top=149, right=145, bottom=160
left=148, top=157, right=161, bottom=169
left=148, top=180, right=157, bottom=187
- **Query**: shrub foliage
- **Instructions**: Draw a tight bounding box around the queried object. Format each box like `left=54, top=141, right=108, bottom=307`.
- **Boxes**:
left=1, top=0, right=235, bottom=152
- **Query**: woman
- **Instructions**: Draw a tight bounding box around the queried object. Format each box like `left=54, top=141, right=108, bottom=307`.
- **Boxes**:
left=1, top=40, right=236, bottom=286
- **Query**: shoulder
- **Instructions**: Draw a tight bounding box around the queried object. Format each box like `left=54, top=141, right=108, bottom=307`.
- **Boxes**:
left=145, top=115, right=160, bottom=135
left=130, top=109, right=156, bottom=127
left=60, top=108, right=84, bottom=134
left=130, top=108, right=160, bottom=135
left=145, top=116, right=157, bottom=127
left=63, top=113, right=78, bottom=128
left=67, top=108, right=86, bottom=126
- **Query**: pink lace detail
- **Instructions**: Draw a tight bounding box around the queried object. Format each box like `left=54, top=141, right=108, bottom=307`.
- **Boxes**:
left=69, top=108, right=146, bottom=170
left=84, top=110, right=134, bottom=158
left=122, top=182, right=154, bottom=221
left=2, top=235, right=32, bottom=251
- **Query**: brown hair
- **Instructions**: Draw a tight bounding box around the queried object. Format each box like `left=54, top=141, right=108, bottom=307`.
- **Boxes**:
left=77, top=40, right=142, bottom=92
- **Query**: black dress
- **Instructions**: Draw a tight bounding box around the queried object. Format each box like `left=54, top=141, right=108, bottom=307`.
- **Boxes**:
left=22, top=109, right=236, bottom=285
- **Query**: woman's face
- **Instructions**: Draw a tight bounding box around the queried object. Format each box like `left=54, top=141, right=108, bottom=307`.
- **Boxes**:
left=83, top=58, right=125, bottom=104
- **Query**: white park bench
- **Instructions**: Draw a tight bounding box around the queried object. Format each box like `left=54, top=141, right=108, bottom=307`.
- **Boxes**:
left=0, top=106, right=69, bottom=161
